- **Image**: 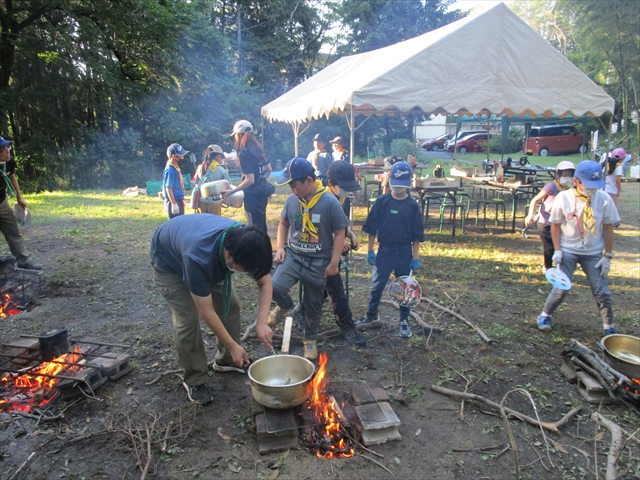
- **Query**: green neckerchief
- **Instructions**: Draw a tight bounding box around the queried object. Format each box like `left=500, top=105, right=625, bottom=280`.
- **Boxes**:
left=1, top=163, right=16, bottom=196
left=218, top=222, right=240, bottom=318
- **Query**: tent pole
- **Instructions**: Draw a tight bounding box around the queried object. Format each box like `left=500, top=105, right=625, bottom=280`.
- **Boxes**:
left=293, top=122, right=299, bottom=157
left=349, top=104, right=355, bottom=162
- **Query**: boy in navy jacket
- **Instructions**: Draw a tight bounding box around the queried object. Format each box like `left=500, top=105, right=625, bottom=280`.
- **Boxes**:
left=357, top=162, right=424, bottom=338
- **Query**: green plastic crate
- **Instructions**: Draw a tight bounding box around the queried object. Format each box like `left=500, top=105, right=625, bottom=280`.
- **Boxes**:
left=147, top=181, right=163, bottom=197
left=182, top=174, right=193, bottom=190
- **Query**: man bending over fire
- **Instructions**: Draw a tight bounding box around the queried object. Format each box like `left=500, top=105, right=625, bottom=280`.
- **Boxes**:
left=151, top=215, right=273, bottom=404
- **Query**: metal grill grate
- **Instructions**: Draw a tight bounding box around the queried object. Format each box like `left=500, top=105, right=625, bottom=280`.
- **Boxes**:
left=263, top=407, right=298, bottom=434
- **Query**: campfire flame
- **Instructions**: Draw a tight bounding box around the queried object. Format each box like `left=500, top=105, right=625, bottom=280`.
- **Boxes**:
left=0, top=347, right=83, bottom=412
left=304, top=353, right=355, bottom=458
left=0, top=293, right=21, bottom=317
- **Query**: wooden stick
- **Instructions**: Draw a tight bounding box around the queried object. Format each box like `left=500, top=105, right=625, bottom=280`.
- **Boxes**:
left=8, top=451, right=35, bottom=480
left=591, top=412, right=623, bottom=480
left=380, top=299, right=441, bottom=333
left=145, top=369, right=182, bottom=386
left=421, top=296, right=492, bottom=344
left=430, top=385, right=582, bottom=433
left=281, top=317, right=293, bottom=354
left=357, top=453, right=395, bottom=477
left=562, top=340, right=619, bottom=389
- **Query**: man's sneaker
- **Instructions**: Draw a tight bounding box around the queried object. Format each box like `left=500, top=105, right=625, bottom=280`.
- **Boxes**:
left=356, top=314, right=379, bottom=325
left=337, top=323, right=366, bottom=347
left=211, top=361, right=246, bottom=374
left=268, top=305, right=292, bottom=327
left=303, top=340, right=318, bottom=360
left=537, top=314, right=552, bottom=331
left=17, top=260, right=42, bottom=270
left=603, top=326, right=619, bottom=336
left=399, top=320, right=412, bottom=338
left=183, top=382, right=215, bottom=405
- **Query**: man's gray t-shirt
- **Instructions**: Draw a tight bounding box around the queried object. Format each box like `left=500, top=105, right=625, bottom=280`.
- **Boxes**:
left=281, top=191, right=349, bottom=258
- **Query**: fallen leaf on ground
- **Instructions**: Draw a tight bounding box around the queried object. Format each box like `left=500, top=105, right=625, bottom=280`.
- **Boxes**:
left=217, top=427, right=231, bottom=441
left=415, top=429, right=422, bottom=436
left=552, top=441, right=568, bottom=454
left=267, top=470, right=279, bottom=480
left=594, top=432, right=605, bottom=441
left=228, top=463, right=241, bottom=473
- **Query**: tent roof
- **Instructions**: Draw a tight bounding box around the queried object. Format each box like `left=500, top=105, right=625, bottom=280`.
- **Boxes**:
left=261, top=2, right=614, bottom=124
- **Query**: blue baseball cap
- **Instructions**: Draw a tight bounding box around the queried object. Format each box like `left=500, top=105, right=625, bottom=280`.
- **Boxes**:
left=389, top=161, right=414, bottom=188
left=0, top=136, right=12, bottom=148
left=167, top=143, right=189, bottom=157
left=276, top=157, right=315, bottom=186
left=575, top=160, right=604, bottom=189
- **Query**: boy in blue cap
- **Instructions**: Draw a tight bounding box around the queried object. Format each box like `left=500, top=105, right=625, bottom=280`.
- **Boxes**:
left=536, top=160, right=620, bottom=335
left=163, top=143, right=189, bottom=219
left=357, top=161, right=424, bottom=338
left=268, top=158, right=349, bottom=360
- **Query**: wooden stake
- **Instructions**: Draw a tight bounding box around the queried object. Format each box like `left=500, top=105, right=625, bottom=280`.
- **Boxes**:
left=591, top=412, right=623, bottom=480
left=281, top=316, right=293, bottom=354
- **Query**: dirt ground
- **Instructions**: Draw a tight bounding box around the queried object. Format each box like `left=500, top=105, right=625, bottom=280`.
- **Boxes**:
left=1, top=183, right=639, bottom=480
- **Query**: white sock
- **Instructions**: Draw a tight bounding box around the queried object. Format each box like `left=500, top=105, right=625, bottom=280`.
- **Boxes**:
left=540, top=312, right=549, bottom=317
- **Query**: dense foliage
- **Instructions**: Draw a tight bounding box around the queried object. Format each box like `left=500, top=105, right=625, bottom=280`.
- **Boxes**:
left=0, top=1, right=636, bottom=192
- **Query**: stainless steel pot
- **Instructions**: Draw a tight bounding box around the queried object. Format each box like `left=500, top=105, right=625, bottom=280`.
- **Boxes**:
left=599, top=334, right=640, bottom=379
left=247, top=355, right=315, bottom=409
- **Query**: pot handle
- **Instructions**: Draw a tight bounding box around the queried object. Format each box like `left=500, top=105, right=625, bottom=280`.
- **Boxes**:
left=242, top=358, right=253, bottom=373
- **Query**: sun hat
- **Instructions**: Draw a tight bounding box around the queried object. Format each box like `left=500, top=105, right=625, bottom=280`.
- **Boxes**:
left=556, top=160, right=575, bottom=171
left=389, top=161, right=414, bottom=188
left=329, top=136, right=344, bottom=145
left=276, top=157, right=315, bottom=186
left=231, top=120, right=253, bottom=135
left=167, top=143, right=188, bottom=157
left=328, top=161, right=361, bottom=192
left=574, top=160, right=605, bottom=189
left=207, top=144, right=224, bottom=154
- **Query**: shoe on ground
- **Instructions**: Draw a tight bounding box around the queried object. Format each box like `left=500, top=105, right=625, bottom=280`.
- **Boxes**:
left=17, top=260, right=42, bottom=270
left=303, top=340, right=318, bottom=360
left=211, top=361, right=246, bottom=374
left=337, top=323, right=366, bottom=347
left=603, top=326, right=619, bottom=336
left=537, top=314, right=552, bottom=331
left=356, top=314, right=380, bottom=326
left=399, top=319, right=412, bottom=338
left=268, top=305, right=292, bottom=327
left=183, top=382, right=215, bottom=405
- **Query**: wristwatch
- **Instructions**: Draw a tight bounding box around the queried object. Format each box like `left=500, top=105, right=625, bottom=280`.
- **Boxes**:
left=603, top=252, right=614, bottom=259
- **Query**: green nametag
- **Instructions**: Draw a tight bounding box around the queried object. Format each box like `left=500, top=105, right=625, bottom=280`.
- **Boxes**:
left=390, top=209, right=398, bottom=214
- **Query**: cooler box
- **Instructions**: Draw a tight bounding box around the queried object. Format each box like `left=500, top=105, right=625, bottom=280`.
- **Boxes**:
left=146, top=181, right=163, bottom=197
left=630, top=165, right=640, bottom=178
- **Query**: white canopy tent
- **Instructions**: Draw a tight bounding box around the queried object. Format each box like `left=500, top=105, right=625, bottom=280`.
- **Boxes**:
left=261, top=2, right=614, bottom=157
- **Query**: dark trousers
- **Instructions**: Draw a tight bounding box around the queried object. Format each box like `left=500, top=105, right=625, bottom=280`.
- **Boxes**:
left=536, top=222, right=554, bottom=270
left=164, top=198, right=185, bottom=219
left=296, top=270, right=355, bottom=329
left=367, top=244, right=412, bottom=319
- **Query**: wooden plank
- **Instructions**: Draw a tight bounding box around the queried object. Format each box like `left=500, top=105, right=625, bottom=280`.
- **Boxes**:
left=281, top=316, right=293, bottom=354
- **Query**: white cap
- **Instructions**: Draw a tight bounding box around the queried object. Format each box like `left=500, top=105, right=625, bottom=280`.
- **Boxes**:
left=556, top=160, right=575, bottom=171
left=232, top=120, right=253, bottom=135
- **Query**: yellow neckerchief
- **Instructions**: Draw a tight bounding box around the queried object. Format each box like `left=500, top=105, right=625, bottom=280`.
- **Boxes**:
left=554, top=179, right=570, bottom=191
left=298, top=179, right=329, bottom=240
left=574, top=187, right=596, bottom=236
left=167, top=160, right=184, bottom=191
left=207, top=160, right=220, bottom=173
